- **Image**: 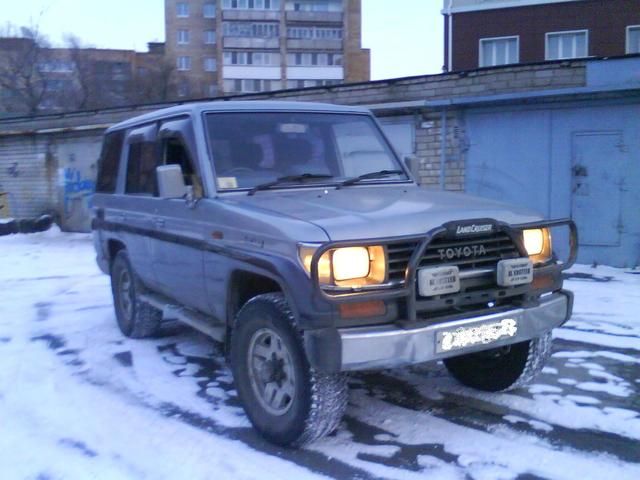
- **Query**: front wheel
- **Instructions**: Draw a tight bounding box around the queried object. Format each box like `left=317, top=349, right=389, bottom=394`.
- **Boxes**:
left=443, top=332, right=552, bottom=392
left=230, top=293, right=348, bottom=447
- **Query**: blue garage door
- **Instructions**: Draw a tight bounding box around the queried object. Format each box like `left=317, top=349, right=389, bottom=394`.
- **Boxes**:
left=571, top=132, right=625, bottom=247
left=465, top=102, right=640, bottom=267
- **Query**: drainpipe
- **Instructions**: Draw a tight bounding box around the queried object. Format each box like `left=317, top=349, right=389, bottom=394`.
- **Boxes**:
left=447, top=0, right=454, bottom=71
left=440, top=107, right=447, bottom=190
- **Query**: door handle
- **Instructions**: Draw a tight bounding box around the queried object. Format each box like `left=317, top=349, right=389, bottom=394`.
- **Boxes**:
left=154, top=218, right=165, bottom=229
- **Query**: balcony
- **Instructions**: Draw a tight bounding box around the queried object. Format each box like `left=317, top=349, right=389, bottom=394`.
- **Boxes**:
left=286, top=39, right=342, bottom=50
left=223, top=37, right=280, bottom=49
left=223, top=10, right=280, bottom=21
left=223, top=65, right=282, bottom=80
left=285, top=11, right=343, bottom=23
left=286, top=66, right=343, bottom=80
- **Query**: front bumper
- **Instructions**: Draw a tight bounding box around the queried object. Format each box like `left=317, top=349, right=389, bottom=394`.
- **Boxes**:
left=338, top=290, right=572, bottom=371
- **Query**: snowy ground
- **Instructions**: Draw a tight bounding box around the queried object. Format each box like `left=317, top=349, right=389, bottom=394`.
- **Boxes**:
left=1, top=228, right=638, bottom=480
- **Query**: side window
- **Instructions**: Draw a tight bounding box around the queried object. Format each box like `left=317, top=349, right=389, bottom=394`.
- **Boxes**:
left=161, top=135, right=203, bottom=197
left=96, top=130, right=124, bottom=193
left=125, top=140, right=158, bottom=195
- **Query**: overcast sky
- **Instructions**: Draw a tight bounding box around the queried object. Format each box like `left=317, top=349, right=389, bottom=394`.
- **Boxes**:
left=2, top=0, right=444, bottom=80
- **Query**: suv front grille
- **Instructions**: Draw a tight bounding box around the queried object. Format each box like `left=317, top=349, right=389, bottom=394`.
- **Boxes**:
left=386, top=232, right=520, bottom=284
left=387, top=241, right=420, bottom=283
left=384, top=231, right=526, bottom=320
left=419, top=232, right=520, bottom=271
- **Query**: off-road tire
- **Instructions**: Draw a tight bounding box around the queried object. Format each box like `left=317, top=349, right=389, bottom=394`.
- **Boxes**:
left=110, top=250, right=162, bottom=339
left=443, top=332, right=553, bottom=392
left=230, top=293, right=348, bottom=447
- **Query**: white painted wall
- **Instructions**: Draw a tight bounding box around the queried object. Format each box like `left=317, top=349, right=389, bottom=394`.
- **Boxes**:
left=446, top=0, right=583, bottom=14
left=286, top=66, right=344, bottom=80
left=222, top=66, right=282, bottom=80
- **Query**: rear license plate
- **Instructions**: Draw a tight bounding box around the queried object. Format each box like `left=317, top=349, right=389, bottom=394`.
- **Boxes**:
left=436, top=317, right=519, bottom=353
left=418, top=266, right=460, bottom=297
left=497, top=258, right=533, bottom=287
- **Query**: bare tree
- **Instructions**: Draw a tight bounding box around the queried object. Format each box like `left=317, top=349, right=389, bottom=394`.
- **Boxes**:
left=0, top=24, right=52, bottom=115
left=64, top=34, right=94, bottom=110
left=130, top=57, right=176, bottom=104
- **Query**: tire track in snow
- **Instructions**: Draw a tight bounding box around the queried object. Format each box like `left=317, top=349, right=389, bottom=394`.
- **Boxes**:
left=352, top=369, right=640, bottom=465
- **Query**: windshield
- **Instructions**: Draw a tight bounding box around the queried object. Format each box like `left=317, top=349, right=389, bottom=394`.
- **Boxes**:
left=204, top=112, right=408, bottom=191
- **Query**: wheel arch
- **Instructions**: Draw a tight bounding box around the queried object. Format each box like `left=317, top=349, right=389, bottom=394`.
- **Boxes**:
left=226, top=268, right=294, bottom=328
left=106, top=238, right=126, bottom=266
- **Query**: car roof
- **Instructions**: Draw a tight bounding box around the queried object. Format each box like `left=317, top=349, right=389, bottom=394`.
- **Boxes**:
left=107, top=100, right=372, bottom=132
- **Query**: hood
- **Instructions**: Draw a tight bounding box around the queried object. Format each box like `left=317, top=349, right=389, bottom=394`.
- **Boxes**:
left=224, top=185, right=543, bottom=241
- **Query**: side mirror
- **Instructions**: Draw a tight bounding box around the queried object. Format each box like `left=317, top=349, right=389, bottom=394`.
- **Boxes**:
left=404, top=155, right=421, bottom=185
left=156, top=164, right=186, bottom=198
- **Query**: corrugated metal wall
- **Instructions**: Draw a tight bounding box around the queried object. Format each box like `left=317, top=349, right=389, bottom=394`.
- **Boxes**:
left=0, top=132, right=103, bottom=231
left=464, top=100, right=640, bottom=268
left=0, top=136, right=55, bottom=219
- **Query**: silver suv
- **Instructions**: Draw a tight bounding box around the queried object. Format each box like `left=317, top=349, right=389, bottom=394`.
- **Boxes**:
left=91, top=101, right=577, bottom=447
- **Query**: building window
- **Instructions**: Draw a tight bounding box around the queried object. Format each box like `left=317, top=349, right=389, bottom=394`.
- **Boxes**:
left=176, top=2, right=190, bottom=17
left=177, top=56, right=192, bottom=71
left=287, top=27, right=342, bottom=40
left=177, top=29, right=190, bottom=45
left=479, top=36, right=518, bottom=67
left=546, top=30, right=588, bottom=60
left=286, top=79, right=340, bottom=88
left=177, top=81, right=190, bottom=97
left=286, top=52, right=342, bottom=66
left=289, top=1, right=342, bottom=12
left=205, top=30, right=217, bottom=44
left=223, top=51, right=280, bottom=65
left=38, top=60, right=75, bottom=73
left=223, top=22, right=279, bottom=38
left=627, top=26, right=640, bottom=54
left=223, top=78, right=281, bottom=92
left=207, top=84, right=218, bottom=96
left=204, top=2, right=216, bottom=17
left=204, top=57, right=217, bottom=71
left=222, top=0, right=280, bottom=10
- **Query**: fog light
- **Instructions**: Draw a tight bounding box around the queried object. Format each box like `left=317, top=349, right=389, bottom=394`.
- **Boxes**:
left=522, top=228, right=552, bottom=264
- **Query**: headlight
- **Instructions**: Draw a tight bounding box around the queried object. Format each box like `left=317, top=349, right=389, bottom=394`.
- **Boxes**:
left=332, top=247, right=370, bottom=280
left=298, top=244, right=386, bottom=287
left=522, top=228, right=552, bottom=264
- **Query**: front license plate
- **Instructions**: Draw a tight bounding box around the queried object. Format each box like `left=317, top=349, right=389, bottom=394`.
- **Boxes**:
left=497, top=258, right=533, bottom=286
left=436, top=317, right=519, bottom=353
left=418, top=266, right=460, bottom=296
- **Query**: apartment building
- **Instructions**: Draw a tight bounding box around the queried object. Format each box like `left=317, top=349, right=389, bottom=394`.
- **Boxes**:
left=0, top=38, right=167, bottom=115
left=443, top=0, right=640, bottom=71
left=165, top=0, right=370, bottom=96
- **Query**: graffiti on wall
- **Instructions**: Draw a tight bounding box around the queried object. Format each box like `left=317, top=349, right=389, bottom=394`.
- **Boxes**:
left=61, top=167, right=95, bottom=216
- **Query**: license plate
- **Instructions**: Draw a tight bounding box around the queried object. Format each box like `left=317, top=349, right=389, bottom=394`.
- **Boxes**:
left=436, top=317, right=519, bottom=353
left=496, top=258, right=533, bottom=287
left=418, top=266, right=460, bottom=297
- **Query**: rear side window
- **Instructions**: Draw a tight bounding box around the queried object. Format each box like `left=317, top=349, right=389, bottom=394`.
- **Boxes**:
left=96, top=130, right=125, bottom=193
left=125, top=141, right=158, bottom=195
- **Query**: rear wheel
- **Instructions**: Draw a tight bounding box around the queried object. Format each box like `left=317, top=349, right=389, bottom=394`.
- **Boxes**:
left=231, top=293, right=348, bottom=447
left=443, top=332, right=552, bottom=392
left=110, top=250, right=162, bottom=339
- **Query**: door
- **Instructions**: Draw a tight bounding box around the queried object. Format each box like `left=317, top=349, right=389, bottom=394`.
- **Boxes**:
left=571, top=132, right=626, bottom=247
left=151, top=121, right=209, bottom=313
left=118, top=124, right=160, bottom=288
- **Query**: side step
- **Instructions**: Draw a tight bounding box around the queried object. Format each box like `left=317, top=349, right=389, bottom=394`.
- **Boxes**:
left=139, top=292, right=226, bottom=342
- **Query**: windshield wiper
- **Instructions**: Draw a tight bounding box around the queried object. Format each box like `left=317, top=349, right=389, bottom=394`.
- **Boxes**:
left=337, top=169, right=405, bottom=189
left=248, top=173, right=334, bottom=196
